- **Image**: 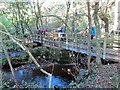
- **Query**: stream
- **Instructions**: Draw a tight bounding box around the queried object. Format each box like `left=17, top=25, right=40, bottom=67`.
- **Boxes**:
left=1, top=63, right=75, bottom=88
left=1, top=51, right=87, bottom=88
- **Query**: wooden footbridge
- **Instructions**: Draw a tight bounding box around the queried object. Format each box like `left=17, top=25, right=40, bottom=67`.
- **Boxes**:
left=25, top=34, right=120, bottom=63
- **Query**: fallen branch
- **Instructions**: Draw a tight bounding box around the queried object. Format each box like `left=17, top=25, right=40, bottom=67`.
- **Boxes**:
left=0, top=22, right=52, bottom=88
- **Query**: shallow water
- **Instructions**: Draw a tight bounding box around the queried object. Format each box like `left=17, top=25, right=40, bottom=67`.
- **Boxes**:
left=0, top=51, right=24, bottom=59
left=2, top=64, right=71, bottom=88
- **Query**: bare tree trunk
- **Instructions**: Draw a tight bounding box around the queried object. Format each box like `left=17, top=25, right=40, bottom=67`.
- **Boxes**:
left=37, top=0, right=43, bottom=45
left=103, top=34, right=107, bottom=59
left=114, top=0, right=119, bottom=30
left=87, top=1, right=92, bottom=74
left=21, top=7, right=33, bottom=35
left=72, top=12, right=75, bottom=54
left=33, top=0, right=42, bottom=44
left=65, top=0, right=71, bottom=44
left=103, top=17, right=108, bottom=59
left=65, top=1, right=70, bottom=32
left=0, top=37, right=19, bottom=89
left=99, top=9, right=109, bottom=60
left=15, top=0, right=24, bottom=35
left=93, top=2, right=102, bottom=65
left=17, top=6, right=32, bottom=42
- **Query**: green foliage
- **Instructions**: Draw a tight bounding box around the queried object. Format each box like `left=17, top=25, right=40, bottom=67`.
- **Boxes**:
left=75, top=69, right=88, bottom=83
left=69, top=69, right=88, bottom=88
left=70, top=62, right=120, bottom=88
left=100, top=34, right=117, bottom=48
left=59, top=50, right=69, bottom=63
left=0, top=16, right=13, bottom=28
left=104, top=13, right=111, bottom=19
left=29, top=17, right=36, bottom=25
left=30, top=46, right=47, bottom=58
left=91, top=39, right=98, bottom=46
left=90, top=33, right=118, bottom=48
left=0, top=58, right=8, bottom=65
left=2, top=79, right=42, bottom=89
left=17, top=53, right=29, bottom=61
left=108, top=72, right=120, bottom=88
left=77, top=17, right=87, bottom=32
left=4, top=41, right=21, bottom=51
left=30, top=46, right=69, bottom=63
left=2, top=79, right=14, bottom=88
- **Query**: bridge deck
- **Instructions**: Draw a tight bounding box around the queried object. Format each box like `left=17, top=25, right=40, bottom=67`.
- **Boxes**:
left=29, top=38, right=120, bottom=63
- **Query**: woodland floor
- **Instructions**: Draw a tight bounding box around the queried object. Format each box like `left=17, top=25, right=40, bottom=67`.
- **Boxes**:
left=82, top=63, right=120, bottom=88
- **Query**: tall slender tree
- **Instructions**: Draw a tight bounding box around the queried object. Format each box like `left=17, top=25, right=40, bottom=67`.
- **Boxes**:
left=87, top=1, right=92, bottom=74
left=93, top=2, right=102, bottom=64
